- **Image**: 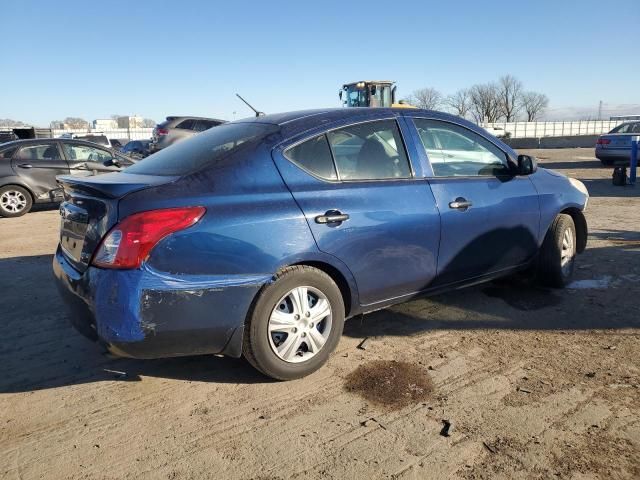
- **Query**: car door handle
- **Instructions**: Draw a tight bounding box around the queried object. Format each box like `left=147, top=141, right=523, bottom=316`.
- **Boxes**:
left=315, top=210, right=350, bottom=224
left=17, top=163, right=33, bottom=169
left=449, top=198, right=472, bottom=210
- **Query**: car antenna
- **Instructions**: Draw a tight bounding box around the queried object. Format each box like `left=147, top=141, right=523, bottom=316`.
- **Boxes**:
left=236, top=93, right=265, bottom=117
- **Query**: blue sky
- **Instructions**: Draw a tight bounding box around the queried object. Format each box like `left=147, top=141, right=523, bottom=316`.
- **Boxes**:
left=3, top=0, right=639, bottom=125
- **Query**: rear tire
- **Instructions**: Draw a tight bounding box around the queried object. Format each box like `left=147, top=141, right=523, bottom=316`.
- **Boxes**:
left=243, top=266, right=345, bottom=380
left=537, top=214, right=576, bottom=288
left=0, top=185, right=32, bottom=218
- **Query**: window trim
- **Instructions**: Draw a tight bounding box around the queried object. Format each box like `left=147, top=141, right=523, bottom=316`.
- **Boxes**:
left=282, top=118, right=416, bottom=183
left=410, top=117, right=515, bottom=179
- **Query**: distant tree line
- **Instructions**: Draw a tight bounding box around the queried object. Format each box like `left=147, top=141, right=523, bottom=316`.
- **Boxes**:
left=405, top=75, right=549, bottom=122
left=0, top=118, right=29, bottom=128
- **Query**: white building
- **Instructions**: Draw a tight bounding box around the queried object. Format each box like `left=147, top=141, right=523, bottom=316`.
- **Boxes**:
left=93, top=118, right=118, bottom=129
left=117, top=115, right=144, bottom=128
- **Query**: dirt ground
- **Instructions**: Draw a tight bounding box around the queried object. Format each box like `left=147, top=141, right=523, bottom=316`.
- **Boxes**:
left=1, top=148, right=638, bottom=479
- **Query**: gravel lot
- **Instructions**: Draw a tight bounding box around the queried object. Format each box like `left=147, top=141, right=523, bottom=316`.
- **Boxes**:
left=1, top=148, right=638, bottom=479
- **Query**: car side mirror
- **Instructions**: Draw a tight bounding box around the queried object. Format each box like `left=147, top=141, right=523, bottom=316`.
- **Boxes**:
left=103, top=158, right=121, bottom=168
left=517, top=154, right=537, bottom=175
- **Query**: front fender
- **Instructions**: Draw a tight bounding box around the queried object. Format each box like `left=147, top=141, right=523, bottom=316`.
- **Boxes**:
left=530, top=168, right=589, bottom=248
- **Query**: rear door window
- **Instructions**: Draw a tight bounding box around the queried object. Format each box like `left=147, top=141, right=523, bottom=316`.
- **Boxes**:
left=125, top=122, right=279, bottom=175
left=285, top=134, right=337, bottom=180
left=175, top=119, right=196, bottom=130
left=16, top=143, right=61, bottom=161
left=0, top=146, right=18, bottom=159
left=326, top=120, right=411, bottom=180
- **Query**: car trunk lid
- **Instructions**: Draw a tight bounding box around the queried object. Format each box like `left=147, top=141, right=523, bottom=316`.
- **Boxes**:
left=599, top=134, right=634, bottom=149
left=56, top=172, right=178, bottom=273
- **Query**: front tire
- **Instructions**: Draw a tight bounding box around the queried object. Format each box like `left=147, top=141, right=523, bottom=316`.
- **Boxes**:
left=243, top=266, right=345, bottom=380
left=537, top=214, right=576, bottom=288
left=0, top=185, right=33, bottom=218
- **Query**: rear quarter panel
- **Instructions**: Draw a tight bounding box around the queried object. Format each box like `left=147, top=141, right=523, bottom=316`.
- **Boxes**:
left=119, top=142, right=360, bottom=308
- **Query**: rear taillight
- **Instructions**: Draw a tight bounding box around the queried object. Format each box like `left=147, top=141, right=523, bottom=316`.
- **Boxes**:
left=91, top=207, right=206, bottom=269
left=155, top=127, right=169, bottom=136
left=596, top=138, right=611, bottom=145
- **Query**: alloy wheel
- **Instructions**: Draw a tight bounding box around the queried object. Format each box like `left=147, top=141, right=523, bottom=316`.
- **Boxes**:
left=0, top=190, right=27, bottom=214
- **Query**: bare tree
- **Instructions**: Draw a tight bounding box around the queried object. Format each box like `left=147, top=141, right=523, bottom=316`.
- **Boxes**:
left=0, top=118, right=28, bottom=127
left=469, top=83, right=502, bottom=123
left=141, top=118, right=156, bottom=128
left=521, top=92, right=549, bottom=121
left=497, top=75, right=523, bottom=122
left=406, top=87, right=443, bottom=110
left=445, top=89, right=471, bottom=118
left=63, top=117, right=89, bottom=129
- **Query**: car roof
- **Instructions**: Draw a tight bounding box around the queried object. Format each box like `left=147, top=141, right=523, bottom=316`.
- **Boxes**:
left=234, top=108, right=476, bottom=139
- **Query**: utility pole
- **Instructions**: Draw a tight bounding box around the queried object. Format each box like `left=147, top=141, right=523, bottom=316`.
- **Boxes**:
left=598, top=100, right=603, bottom=120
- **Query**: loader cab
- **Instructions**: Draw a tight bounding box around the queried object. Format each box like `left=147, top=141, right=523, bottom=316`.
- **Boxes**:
left=339, top=81, right=397, bottom=108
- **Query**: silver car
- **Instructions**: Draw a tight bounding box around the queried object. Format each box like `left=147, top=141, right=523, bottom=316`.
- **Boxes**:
left=149, top=116, right=225, bottom=152
left=595, top=121, right=640, bottom=166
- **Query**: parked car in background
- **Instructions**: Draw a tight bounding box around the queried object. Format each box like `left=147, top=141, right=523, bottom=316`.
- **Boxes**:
left=0, top=130, right=18, bottom=144
left=120, top=139, right=150, bottom=159
left=595, top=121, right=640, bottom=166
left=109, top=138, right=127, bottom=150
left=58, top=133, right=112, bottom=150
left=53, top=108, right=589, bottom=380
left=149, top=116, right=225, bottom=152
left=0, top=138, right=133, bottom=217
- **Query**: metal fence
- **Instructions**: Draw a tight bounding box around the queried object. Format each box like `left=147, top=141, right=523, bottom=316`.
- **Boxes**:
left=51, top=127, right=154, bottom=141
left=481, top=120, right=624, bottom=138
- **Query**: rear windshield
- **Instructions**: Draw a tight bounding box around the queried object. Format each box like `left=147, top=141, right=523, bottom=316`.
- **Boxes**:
left=125, top=122, right=279, bottom=176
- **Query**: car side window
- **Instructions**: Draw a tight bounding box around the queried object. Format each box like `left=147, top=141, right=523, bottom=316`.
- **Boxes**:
left=612, top=124, right=630, bottom=133
left=0, top=146, right=18, bottom=159
left=63, top=144, right=113, bottom=162
left=175, top=119, right=195, bottom=130
left=326, top=120, right=411, bottom=180
left=16, top=144, right=61, bottom=161
left=285, top=134, right=337, bottom=180
left=414, top=119, right=509, bottom=177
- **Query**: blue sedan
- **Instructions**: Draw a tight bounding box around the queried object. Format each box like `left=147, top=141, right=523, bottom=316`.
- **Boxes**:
left=595, top=121, right=640, bottom=166
left=53, top=108, right=589, bottom=380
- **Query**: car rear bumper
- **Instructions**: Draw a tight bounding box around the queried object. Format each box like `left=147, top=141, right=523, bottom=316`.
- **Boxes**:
left=595, top=147, right=632, bottom=164
left=53, top=246, right=269, bottom=359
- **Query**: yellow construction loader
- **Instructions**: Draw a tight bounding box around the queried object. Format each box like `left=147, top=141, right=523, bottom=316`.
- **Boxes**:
left=339, top=81, right=414, bottom=108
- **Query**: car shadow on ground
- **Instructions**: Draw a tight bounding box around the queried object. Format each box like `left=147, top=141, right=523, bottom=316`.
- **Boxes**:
left=1, top=235, right=638, bottom=394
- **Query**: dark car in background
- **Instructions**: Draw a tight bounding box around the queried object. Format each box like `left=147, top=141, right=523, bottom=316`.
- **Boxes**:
left=149, top=116, right=225, bottom=152
left=595, top=121, right=640, bottom=166
left=53, top=108, right=589, bottom=380
left=0, top=138, right=133, bottom=217
left=121, top=139, right=150, bottom=159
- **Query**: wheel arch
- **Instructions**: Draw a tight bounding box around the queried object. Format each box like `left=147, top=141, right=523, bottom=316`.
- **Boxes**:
left=290, top=260, right=359, bottom=318
left=560, top=207, right=587, bottom=253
